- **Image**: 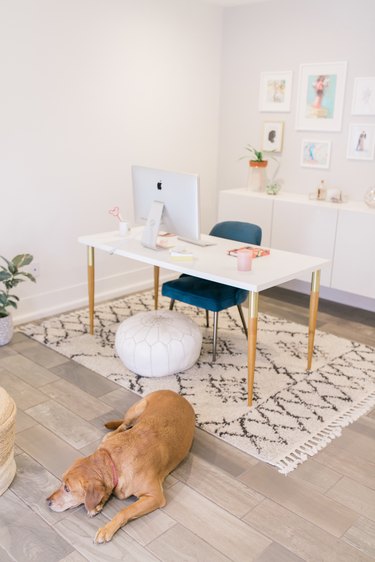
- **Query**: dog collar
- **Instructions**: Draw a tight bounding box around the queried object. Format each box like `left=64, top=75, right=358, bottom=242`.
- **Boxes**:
left=102, top=448, right=118, bottom=488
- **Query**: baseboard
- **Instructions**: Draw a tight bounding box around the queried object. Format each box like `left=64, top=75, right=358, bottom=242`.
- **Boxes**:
left=14, top=269, right=375, bottom=326
left=14, top=267, right=177, bottom=326
left=281, top=280, right=375, bottom=313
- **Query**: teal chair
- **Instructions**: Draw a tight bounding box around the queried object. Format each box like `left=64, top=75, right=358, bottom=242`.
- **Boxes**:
left=161, top=221, right=262, bottom=361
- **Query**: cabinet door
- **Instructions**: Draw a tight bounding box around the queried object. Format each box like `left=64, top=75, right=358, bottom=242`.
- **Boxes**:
left=331, top=209, right=375, bottom=298
left=272, top=200, right=337, bottom=286
left=217, top=191, right=273, bottom=246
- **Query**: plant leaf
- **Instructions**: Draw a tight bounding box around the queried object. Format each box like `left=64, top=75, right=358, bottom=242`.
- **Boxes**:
left=13, top=254, right=33, bottom=267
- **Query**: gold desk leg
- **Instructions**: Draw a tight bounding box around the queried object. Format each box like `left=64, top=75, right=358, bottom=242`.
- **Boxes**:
left=154, top=266, right=160, bottom=310
left=247, top=291, right=259, bottom=407
left=307, top=269, right=321, bottom=370
left=88, top=247, right=95, bottom=335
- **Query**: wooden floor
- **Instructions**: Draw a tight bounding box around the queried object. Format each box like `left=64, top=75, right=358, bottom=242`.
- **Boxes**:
left=0, top=288, right=374, bottom=561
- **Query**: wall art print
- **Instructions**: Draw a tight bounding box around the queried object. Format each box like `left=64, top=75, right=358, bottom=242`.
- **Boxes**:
left=346, top=123, right=375, bottom=161
left=296, top=62, right=347, bottom=131
left=259, top=71, right=293, bottom=112
left=351, top=77, right=375, bottom=115
left=262, top=121, right=284, bottom=152
left=300, top=139, right=331, bottom=169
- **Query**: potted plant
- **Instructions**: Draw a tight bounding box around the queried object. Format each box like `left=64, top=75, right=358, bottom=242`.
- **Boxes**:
left=243, top=145, right=269, bottom=169
left=242, top=145, right=275, bottom=191
left=0, top=254, right=36, bottom=345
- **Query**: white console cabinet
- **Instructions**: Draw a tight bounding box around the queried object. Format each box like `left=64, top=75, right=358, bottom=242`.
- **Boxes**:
left=331, top=204, right=375, bottom=298
left=218, top=189, right=375, bottom=300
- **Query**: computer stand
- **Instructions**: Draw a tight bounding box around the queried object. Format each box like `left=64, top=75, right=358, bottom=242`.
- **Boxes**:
left=141, top=200, right=164, bottom=250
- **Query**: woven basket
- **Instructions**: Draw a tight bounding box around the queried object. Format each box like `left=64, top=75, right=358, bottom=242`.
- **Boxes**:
left=0, top=387, right=17, bottom=495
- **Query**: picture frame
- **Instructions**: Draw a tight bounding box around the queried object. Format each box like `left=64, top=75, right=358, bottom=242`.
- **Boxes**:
left=346, top=123, right=375, bottom=160
left=259, top=71, right=293, bottom=112
left=300, top=139, right=331, bottom=169
left=262, top=121, right=284, bottom=152
left=296, top=61, right=347, bottom=131
left=351, top=77, right=375, bottom=115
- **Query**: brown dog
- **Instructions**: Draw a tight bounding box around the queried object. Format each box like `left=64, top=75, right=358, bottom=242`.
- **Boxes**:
left=46, top=389, right=195, bottom=543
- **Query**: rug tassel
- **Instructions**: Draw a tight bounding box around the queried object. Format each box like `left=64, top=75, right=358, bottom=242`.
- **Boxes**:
left=274, top=390, right=375, bottom=475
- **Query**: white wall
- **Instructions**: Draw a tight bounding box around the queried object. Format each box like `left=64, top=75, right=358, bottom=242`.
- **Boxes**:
left=3, top=0, right=374, bottom=324
left=218, top=0, right=375, bottom=199
left=0, top=0, right=222, bottom=323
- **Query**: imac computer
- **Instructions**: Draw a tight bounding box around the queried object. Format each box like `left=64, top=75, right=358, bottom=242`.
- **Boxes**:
left=132, top=165, right=202, bottom=249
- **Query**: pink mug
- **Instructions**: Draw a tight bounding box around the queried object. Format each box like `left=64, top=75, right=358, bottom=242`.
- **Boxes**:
left=237, top=249, right=253, bottom=271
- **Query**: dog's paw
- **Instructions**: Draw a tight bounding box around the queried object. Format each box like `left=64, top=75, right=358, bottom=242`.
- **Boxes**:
left=94, top=524, right=114, bottom=544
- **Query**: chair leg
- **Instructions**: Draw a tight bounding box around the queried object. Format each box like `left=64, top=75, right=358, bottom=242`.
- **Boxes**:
left=169, top=299, right=175, bottom=311
left=212, top=311, right=219, bottom=362
left=205, top=309, right=209, bottom=328
left=237, top=305, right=248, bottom=338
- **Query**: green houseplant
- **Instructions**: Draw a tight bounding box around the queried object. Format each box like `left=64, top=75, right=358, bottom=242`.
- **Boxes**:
left=241, top=145, right=279, bottom=191
left=243, top=145, right=268, bottom=165
left=0, top=254, right=36, bottom=345
left=242, top=145, right=270, bottom=191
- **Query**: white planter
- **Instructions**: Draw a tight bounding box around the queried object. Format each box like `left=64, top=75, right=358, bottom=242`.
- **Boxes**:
left=247, top=161, right=268, bottom=191
left=0, top=315, right=13, bottom=346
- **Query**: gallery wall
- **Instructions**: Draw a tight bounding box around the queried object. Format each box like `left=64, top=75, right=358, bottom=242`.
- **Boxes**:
left=217, top=0, right=375, bottom=200
left=0, top=0, right=222, bottom=322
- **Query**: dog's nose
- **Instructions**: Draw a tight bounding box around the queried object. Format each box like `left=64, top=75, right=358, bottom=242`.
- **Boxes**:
left=47, top=499, right=52, bottom=507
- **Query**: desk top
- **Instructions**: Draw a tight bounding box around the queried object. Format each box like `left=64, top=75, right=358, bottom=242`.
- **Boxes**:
left=79, top=227, right=330, bottom=293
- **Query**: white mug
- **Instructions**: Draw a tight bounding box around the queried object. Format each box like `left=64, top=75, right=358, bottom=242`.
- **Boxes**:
left=119, top=221, right=129, bottom=237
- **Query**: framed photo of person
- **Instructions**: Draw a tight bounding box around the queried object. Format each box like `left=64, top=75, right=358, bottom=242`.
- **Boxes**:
left=259, top=71, right=293, bottom=112
left=262, top=121, right=284, bottom=152
left=346, top=123, right=375, bottom=160
left=296, top=62, right=347, bottom=131
left=351, top=77, right=375, bottom=115
left=300, top=140, right=331, bottom=169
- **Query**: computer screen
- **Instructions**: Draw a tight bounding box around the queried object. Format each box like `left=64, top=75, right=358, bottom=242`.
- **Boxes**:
left=132, top=165, right=201, bottom=249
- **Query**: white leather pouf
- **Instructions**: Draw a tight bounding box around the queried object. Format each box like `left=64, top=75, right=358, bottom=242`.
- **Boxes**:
left=0, top=387, right=17, bottom=495
left=115, top=310, right=202, bottom=377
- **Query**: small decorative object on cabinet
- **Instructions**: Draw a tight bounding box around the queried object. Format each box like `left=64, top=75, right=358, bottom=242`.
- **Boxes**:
left=309, top=179, right=327, bottom=201
left=0, top=254, right=36, bottom=345
left=364, top=186, right=375, bottom=208
left=266, top=180, right=282, bottom=195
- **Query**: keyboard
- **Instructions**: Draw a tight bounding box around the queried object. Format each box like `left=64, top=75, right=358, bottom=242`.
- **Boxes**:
left=177, top=236, right=217, bottom=247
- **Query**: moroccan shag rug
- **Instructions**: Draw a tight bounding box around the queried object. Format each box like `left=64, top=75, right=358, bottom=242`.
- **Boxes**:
left=19, top=291, right=375, bottom=474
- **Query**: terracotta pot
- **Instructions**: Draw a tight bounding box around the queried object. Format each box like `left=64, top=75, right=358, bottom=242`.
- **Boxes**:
left=249, top=160, right=268, bottom=168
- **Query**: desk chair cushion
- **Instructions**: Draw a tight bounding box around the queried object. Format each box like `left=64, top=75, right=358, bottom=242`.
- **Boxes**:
left=162, top=274, right=248, bottom=312
left=115, top=310, right=202, bottom=377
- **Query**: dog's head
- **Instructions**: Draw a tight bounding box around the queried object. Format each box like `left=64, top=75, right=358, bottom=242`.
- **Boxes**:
left=47, top=454, right=112, bottom=516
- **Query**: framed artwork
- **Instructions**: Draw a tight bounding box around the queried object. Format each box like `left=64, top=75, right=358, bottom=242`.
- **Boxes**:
left=351, top=77, right=375, bottom=115
left=259, top=71, right=293, bottom=112
left=300, top=140, right=331, bottom=169
left=346, top=123, right=375, bottom=160
left=262, top=121, right=284, bottom=152
left=296, top=61, right=347, bottom=131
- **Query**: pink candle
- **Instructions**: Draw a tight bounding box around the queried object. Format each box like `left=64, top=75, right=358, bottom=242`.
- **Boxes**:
left=237, top=249, right=254, bottom=271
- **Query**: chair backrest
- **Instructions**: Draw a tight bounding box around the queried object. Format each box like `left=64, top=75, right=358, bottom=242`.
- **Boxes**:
left=209, top=221, right=262, bottom=246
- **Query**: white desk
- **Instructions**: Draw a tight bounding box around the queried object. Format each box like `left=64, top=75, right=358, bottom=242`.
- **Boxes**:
left=79, top=227, right=330, bottom=406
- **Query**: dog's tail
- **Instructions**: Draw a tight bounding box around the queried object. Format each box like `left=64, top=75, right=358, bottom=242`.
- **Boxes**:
left=104, top=419, right=123, bottom=430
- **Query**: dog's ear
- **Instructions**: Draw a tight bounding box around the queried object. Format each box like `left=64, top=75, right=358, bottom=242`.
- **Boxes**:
left=84, top=482, right=107, bottom=515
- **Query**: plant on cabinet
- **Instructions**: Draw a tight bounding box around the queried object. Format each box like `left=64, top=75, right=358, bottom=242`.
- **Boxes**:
left=242, top=145, right=275, bottom=191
